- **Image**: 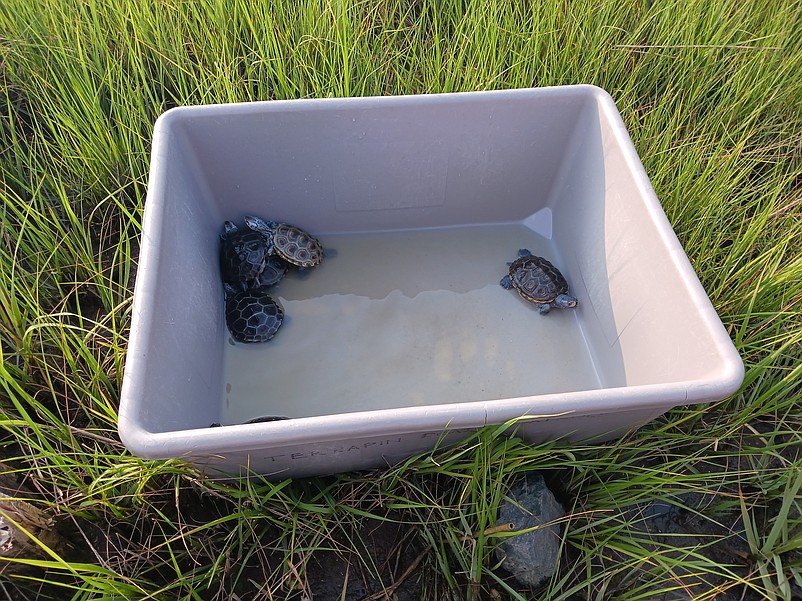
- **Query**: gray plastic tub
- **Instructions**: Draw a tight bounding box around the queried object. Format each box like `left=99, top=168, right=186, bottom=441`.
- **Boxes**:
left=119, top=85, right=743, bottom=478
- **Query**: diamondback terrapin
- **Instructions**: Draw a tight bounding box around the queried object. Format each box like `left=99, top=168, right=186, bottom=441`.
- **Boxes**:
left=209, top=417, right=289, bottom=427
left=219, top=220, right=270, bottom=285
left=225, top=285, right=285, bottom=343
left=244, top=215, right=324, bottom=269
left=500, top=249, right=578, bottom=315
left=244, top=416, right=289, bottom=423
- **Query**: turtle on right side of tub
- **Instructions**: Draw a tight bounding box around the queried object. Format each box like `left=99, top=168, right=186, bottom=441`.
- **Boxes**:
left=500, top=249, right=578, bottom=315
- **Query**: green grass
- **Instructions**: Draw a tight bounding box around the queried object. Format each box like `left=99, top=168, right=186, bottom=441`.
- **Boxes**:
left=1, top=0, right=801, bottom=598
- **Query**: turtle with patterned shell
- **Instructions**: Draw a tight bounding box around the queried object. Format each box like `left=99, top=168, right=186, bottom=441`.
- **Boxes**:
left=500, top=249, right=578, bottom=315
left=224, top=284, right=285, bottom=343
left=219, top=220, right=289, bottom=288
left=244, top=215, right=324, bottom=270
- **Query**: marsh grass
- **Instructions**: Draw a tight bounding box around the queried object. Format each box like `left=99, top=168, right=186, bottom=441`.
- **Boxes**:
left=1, top=0, right=801, bottom=598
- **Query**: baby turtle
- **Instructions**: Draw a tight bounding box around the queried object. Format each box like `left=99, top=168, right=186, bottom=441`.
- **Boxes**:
left=245, top=215, right=324, bottom=269
left=219, top=220, right=270, bottom=285
left=209, top=417, right=289, bottom=427
left=244, top=416, right=289, bottom=424
left=500, top=249, right=578, bottom=315
left=220, top=220, right=291, bottom=288
left=225, top=285, right=284, bottom=343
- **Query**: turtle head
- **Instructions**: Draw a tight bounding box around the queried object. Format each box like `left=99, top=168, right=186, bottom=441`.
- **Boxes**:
left=244, top=215, right=275, bottom=235
left=553, top=293, right=577, bottom=309
left=220, top=220, right=238, bottom=240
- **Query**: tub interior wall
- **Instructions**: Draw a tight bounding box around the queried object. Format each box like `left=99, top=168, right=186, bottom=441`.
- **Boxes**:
left=132, top=129, right=225, bottom=432
left=178, top=92, right=592, bottom=232
left=549, top=96, right=728, bottom=389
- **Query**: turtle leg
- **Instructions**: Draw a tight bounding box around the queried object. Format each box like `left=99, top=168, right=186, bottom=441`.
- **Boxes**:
left=223, top=282, right=242, bottom=297
left=500, top=275, right=513, bottom=290
left=518, top=248, right=534, bottom=258
left=538, top=303, right=552, bottom=315
left=221, top=220, right=238, bottom=240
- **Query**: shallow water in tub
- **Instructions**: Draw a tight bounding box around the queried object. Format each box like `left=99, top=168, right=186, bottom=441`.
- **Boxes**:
left=221, top=224, right=600, bottom=424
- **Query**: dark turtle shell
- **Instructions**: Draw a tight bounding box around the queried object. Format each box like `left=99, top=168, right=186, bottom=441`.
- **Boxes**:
left=507, top=255, right=569, bottom=304
left=244, top=415, right=289, bottom=423
left=225, top=287, right=284, bottom=343
left=270, top=223, right=324, bottom=268
left=220, top=223, right=269, bottom=284
left=258, top=256, right=289, bottom=287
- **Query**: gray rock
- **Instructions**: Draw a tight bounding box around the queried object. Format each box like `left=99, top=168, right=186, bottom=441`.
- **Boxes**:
left=494, top=472, right=564, bottom=588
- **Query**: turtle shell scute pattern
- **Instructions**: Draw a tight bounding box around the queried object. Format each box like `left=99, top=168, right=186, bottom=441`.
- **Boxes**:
left=259, top=256, right=289, bottom=287
left=271, top=223, right=323, bottom=268
left=225, top=287, right=284, bottom=343
left=508, top=255, right=569, bottom=304
left=220, top=229, right=268, bottom=284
